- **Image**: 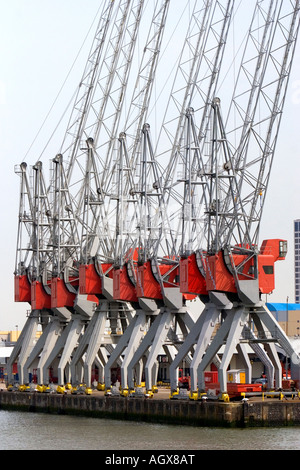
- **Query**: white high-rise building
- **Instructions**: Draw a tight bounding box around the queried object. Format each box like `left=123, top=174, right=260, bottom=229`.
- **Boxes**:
left=295, top=219, right=300, bottom=303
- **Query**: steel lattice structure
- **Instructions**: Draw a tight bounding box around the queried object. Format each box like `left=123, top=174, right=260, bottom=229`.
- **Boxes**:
left=9, top=0, right=300, bottom=401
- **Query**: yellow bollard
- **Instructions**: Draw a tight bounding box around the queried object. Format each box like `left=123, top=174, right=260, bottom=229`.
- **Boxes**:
left=220, top=393, right=230, bottom=402
left=57, top=385, right=66, bottom=394
left=189, top=390, right=198, bottom=401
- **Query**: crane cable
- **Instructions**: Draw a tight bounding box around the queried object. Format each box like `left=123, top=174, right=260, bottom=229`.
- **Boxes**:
left=22, top=4, right=103, bottom=163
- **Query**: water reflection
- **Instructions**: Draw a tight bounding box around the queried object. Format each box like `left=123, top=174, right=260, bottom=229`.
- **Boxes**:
left=0, top=410, right=300, bottom=450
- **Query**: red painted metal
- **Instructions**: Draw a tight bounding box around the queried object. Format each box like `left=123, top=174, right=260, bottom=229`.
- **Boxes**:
left=51, top=277, right=76, bottom=308
left=205, top=251, right=237, bottom=293
left=79, top=263, right=113, bottom=295
left=179, top=253, right=208, bottom=295
left=31, top=280, right=51, bottom=310
left=205, top=381, right=262, bottom=398
left=136, top=261, right=163, bottom=299
left=204, top=239, right=287, bottom=296
left=258, top=239, right=287, bottom=295
left=14, top=275, right=31, bottom=303
left=136, top=260, right=196, bottom=301
left=113, top=265, right=138, bottom=302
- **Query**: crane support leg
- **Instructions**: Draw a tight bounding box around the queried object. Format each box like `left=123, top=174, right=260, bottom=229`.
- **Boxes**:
left=189, top=303, right=221, bottom=391
left=251, top=308, right=288, bottom=388
left=197, top=309, right=238, bottom=391
left=7, top=310, right=39, bottom=384
left=127, top=312, right=163, bottom=389
left=169, top=311, right=206, bottom=392
left=36, top=318, right=64, bottom=385
left=163, top=344, right=177, bottom=365
left=41, top=319, right=73, bottom=385
left=64, top=362, right=71, bottom=384
left=245, top=326, right=275, bottom=390
left=104, top=312, right=138, bottom=388
left=22, top=317, right=60, bottom=385
left=217, top=307, right=248, bottom=394
left=70, top=312, right=97, bottom=382
left=254, top=305, right=300, bottom=362
left=70, top=301, right=107, bottom=385
left=83, top=304, right=108, bottom=387
left=251, top=341, right=275, bottom=390
left=74, top=294, right=96, bottom=319
left=263, top=343, right=282, bottom=389
left=56, top=317, right=84, bottom=385
left=133, top=357, right=145, bottom=387
left=236, top=343, right=252, bottom=384
left=144, top=310, right=173, bottom=391
left=94, top=350, right=108, bottom=384
left=120, top=311, right=147, bottom=389
left=176, top=310, right=197, bottom=336
left=103, top=310, right=143, bottom=388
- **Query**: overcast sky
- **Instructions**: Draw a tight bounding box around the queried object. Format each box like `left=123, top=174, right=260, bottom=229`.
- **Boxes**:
left=1, top=0, right=300, bottom=332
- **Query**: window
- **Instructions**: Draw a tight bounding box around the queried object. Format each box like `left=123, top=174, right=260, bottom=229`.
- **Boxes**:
left=263, top=265, right=273, bottom=275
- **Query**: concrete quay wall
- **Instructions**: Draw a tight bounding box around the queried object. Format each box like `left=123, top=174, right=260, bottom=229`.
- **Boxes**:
left=1, top=391, right=300, bottom=427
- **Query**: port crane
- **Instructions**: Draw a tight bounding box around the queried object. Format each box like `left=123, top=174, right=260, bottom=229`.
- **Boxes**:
left=61, top=0, right=150, bottom=389
left=9, top=161, right=52, bottom=385
left=10, top=0, right=300, bottom=401
left=170, top=0, right=300, bottom=400
left=10, top=0, right=142, bottom=387
left=102, top=0, right=235, bottom=397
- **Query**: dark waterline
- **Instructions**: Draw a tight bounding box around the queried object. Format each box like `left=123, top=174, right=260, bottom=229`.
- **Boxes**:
left=1, top=410, right=300, bottom=450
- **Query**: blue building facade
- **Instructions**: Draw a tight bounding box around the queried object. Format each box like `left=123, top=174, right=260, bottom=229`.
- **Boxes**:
left=267, top=302, right=300, bottom=336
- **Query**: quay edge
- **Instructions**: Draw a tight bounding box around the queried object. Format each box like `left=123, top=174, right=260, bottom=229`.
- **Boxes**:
left=1, top=391, right=300, bottom=427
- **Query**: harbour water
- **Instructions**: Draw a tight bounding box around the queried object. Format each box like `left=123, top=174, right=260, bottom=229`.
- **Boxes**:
left=1, top=409, right=300, bottom=451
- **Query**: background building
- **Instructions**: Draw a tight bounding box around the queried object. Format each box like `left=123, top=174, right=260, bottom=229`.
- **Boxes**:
left=0, top=330, right=21, bottom=345
left=0, top=330, right=42, bottom=382
left=295, top=219, right=300, bottom=303
left=267, top=302, right=300, bottom=336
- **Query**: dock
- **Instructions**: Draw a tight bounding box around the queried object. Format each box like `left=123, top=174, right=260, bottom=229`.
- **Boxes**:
left=1, top=387, right=300, bottom=428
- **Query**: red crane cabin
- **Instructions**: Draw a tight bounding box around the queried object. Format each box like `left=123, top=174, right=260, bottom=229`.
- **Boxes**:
left=205, top=239, right=287, bottom=296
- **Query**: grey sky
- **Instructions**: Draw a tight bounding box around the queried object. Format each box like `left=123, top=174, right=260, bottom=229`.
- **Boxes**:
left=0, top=0, right=299, bottom=331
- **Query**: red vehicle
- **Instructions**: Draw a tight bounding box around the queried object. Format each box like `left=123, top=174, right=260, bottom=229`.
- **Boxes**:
left=179, top=369, right=190, bottom=389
